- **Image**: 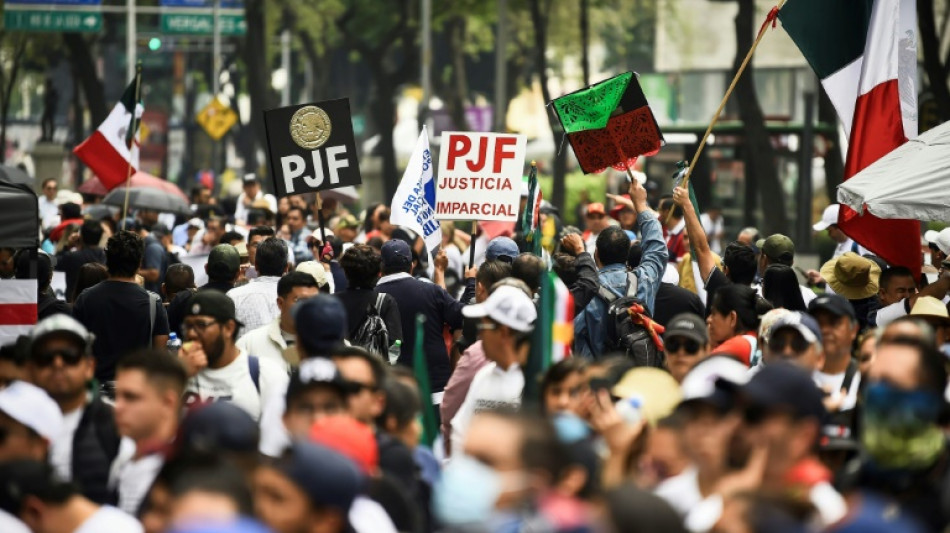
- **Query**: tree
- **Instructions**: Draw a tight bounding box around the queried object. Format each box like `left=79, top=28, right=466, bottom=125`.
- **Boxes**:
left=337, top=0, right=420, bottom=201
left=63, top=34, right=106, bottom=127
left=730, top=0, right=787, bottom=234
left=240, top=0, right=276, bottom=174
left=918, top=0, right=950, bottom=123
left=0, top=33, right=26, bottom=164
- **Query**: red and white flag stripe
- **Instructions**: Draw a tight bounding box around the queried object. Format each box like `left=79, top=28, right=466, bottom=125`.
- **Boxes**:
left=0, top=280, right=37, bottom=346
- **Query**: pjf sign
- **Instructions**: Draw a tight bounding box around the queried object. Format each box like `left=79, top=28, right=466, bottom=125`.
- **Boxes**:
left=436, top=132, right=527, bottom=221
left=263, top=98, right=362, bottom=197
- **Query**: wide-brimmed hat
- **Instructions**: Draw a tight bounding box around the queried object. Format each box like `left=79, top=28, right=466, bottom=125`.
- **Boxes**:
left=819, top=252, right=880, bottom=300
left=909, top=296, right=950, bottom=327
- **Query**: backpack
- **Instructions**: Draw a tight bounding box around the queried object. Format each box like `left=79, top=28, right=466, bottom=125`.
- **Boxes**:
left=598, top=272, right=665, bottom=368
left=350, top=293, right=390, bottom=358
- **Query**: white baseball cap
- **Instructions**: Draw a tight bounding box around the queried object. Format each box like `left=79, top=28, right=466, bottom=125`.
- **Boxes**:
left=0, top=381, right=63, bottom=441
left=933, top=228, right=950, bottom=255
left=813, top=204, right=840, bottom=231
left=296, top=261, right=330, bottom=288
left=462, top=285, right=537, bottom=332
left=680, top=356, right=750, bottom=404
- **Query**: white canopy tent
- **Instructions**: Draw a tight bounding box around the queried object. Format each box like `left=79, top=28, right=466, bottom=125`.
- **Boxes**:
left=837, top=120, right=950, bottom=222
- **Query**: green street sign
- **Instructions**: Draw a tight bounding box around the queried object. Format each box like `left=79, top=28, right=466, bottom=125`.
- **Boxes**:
left=3, top=9, right=102, bottom=33
left=161, top=13, right=246, bottom=35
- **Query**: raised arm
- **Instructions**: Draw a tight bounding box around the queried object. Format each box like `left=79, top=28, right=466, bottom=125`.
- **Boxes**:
left=673, top=186, right=716, bottom=283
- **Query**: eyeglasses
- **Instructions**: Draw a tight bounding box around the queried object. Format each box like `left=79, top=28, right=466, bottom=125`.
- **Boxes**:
left=182, top=318, right=219, bottom=333
left=665, top=337, right=701, bottom=355
left=32, top=347, right=84, bottom=368
left=768, top=334, right=810, bottom=354
left=343, top=380, right=378, bottom=394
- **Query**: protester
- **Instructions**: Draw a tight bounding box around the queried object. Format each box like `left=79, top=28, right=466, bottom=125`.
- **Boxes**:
left=201, top=244, right=241, bottom=293
left=38, top=178, right=59, bottom=229
left=0, top=380, right=63, bottom=463
left=335, top=244, right=402, bottom=354
left=761, top=264, right=807, bottom=311
left=15, top=249, right=70, bottom=320
left=511, top=252, right=546, bottom=296
left=627, top=240, right=705, bottom=326
left=26, top=315, right=119, bottom=504
left=236, top=272, right=318, bottom=368
left=285, top=207, right=313, bottom=264
left=706, top=284, right=771, bottom=364
left=180, top=291, right=289, bottom=421
left=808, top=294, right=861, bottom=411
left=582, top=202, right=609, bottom=255
left=660, top=196, right=687, bottom=263
left=56, top=219, right=106, bottom=302
left=188, top=217, right=225, bottom=257
left=376, top=239, right=475, bottom=400
left=854, top=329, right=876, bottom=375
left=700, top=205, right=724, bottom=255
left=227, top=237, right=289, bottom=335
left=540, top=357, right=589, bottom=415
left=71, top=262, right=108, bottom=303
left=235, top=174, right=277, bottom=227
left=73, top=231, right=170, bottom=388
left=818, top=252, right=881, bottom=329
left=761, top=311, right=824, bottom=371
left=450, top=284, right=537, bottom=457
left=556, top=233, right=600, bottom=313
left=575, top=178, right=667, bottom=357
left=292, top=294, right=347, bottom=361
left=0, top=460, right=142, bottom=533
left=755, top=233, right=816, bottom=304
left=0, top=336, right=28, bottom=387
left=139, top=223, right=170, bottom=295
left=812, top=204, right=868, bottom=258
left=111, top=350, right=186, bottom=515
left=663, top=313, right=711, bottom=382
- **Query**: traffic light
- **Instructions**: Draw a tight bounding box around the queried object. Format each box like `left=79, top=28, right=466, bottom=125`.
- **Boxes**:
left=148, top=38, right=162, bottom=51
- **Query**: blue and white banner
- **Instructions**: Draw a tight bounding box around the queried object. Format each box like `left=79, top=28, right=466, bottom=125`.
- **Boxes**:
left=391, top=126, right=442, bottom=256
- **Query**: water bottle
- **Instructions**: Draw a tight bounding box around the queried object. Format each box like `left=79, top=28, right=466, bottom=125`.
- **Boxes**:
left=167, top=332, right=182, bottom=357
left=387, top=340, right=402, bottom=366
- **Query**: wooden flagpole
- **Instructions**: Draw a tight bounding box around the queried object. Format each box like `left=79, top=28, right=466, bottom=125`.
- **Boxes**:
left=666, top=1, right=787, bottom=225
left=120, top=62, right=143, bottom=231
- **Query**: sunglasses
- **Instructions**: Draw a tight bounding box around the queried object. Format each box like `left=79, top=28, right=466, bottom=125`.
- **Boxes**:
left=32, top=347, right=84, bottom=368
left=343, top=380, right=378, bottom=394
left=665, top=337, right=701, bottom=355
left=768, top=334, right=810, bottom=354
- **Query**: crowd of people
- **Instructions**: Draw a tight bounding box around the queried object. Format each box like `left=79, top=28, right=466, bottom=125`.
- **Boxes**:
left=1, top=168, right=949, bottom=533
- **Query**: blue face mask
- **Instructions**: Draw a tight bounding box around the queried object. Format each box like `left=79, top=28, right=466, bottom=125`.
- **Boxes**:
left=433, top=455, right=502, bottom=526
left=862, top=381, right=945, bottom=469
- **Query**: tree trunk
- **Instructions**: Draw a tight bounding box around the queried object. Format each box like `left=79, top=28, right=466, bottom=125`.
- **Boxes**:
left=733, top=0, right=786, bottom=235
left=447, top=17, right=471, bottom=131
left=919, top=0, right=950, bottom=122
left=530, top=0, right=567, bottom=214
left=580, top=0, right=590, bottom=87
left=71, top=64, right=85, bottom=184
left=817, top=86, right=844, bottom=202
left=0, top=37, right=26, bottom=165
left=242, top=0, right=273, bottom=175
left=63, top=33, right=106, bottom=126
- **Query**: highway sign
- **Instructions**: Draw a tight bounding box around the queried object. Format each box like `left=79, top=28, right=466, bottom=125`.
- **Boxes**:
left=197, top=98, right=239, bottom=141
left=161, top=12, right=246, bottom=35
left=3, top=9, right=102, bottom=32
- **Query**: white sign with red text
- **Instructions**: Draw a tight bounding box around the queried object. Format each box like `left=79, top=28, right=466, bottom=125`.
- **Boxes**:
left=436, top=132, right=527, bottom=221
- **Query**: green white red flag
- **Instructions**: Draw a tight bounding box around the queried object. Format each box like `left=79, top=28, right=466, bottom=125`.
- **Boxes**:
left=74, top=77, right=143, bottom=191
left=780, top=0, right=921, bottom=277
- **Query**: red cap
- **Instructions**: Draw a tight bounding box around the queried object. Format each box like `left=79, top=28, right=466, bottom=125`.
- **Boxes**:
left=586, top=203, right=606, bottom=216
left=609, top=195, right=633, bottom=220
left=309, top=415, right=378, bottom=474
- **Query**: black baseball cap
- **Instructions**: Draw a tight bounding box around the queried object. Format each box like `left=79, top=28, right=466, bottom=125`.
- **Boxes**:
left=808, top=293, right=857, bottom=321
left=179, top=401, right=260, bottom=454
left=207, top=244, right=241, bottom=280
left=272, top=441, right=365, bottom=512
left=0, top=460, right=73, bottom=517
left=293, top=295, right=347, bottom=356
left=741, top=363, right=825, bottom=422
left=186, top=290, right=238, bottom=323
left=380, top=239, right=412, bottom=270
left=286, top=358, right=350, bottom=403
left=663, top=313, right=709, bottom=344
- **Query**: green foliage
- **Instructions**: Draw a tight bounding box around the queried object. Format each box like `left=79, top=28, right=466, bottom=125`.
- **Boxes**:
left=538, top=169, right=606, bottom=225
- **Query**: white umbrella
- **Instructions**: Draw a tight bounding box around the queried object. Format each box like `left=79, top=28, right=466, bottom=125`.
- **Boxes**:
left=837, top=120, right=950, bottom=222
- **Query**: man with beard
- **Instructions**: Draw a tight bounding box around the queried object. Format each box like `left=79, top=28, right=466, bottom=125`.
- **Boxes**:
left=180, top=291, right=288, bottom=421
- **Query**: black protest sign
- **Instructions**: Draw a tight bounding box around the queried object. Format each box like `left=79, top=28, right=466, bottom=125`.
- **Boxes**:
left=264, top=98, right=362, bottom=197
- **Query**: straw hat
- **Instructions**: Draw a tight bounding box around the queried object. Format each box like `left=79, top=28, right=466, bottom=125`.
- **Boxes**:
left=909, top=296, right=950, bottom=327
left=819, top=252, right=880, bottom=300
left=611, top=367, right=682, bottom=426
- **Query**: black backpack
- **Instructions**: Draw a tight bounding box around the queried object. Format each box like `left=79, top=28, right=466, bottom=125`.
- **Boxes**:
left=597, top=272, right=664, bottom=368
left=350, top=293, right=390, bottom=358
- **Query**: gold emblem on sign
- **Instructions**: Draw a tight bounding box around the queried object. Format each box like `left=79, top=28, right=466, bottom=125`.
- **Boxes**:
left=289, top=106, right=332, bottom=149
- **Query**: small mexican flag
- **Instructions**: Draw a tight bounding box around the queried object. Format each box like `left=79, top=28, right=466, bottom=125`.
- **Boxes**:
left=412, top=314, right=439, bottom=448
left=550, top=72, right=663, bottom=174
left=521, top=162, right=543, bottom=256
left=779, top=0, right=920, bottom=278
left=522, top=271, right=574, bottom=405
left=74, top=76, right=143, bottom=191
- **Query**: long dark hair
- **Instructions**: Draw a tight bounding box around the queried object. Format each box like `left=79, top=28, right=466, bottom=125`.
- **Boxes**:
left=761, top=264, right=806, bottom=312
left=362, top=203, right=382, bottom=234
left=710, top=284, right=771, bottom=334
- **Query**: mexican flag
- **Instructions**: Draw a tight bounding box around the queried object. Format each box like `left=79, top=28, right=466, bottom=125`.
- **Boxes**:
left=550, top=72, right=663, bottom=174
left=74, top=77, right=143, bottom=191
left=522, top=272, right=574, bottom=405
left=780, top=0, right=921, bottom=277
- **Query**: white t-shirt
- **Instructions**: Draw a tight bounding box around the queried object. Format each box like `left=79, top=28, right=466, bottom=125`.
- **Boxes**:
left=75, top=505, right=143, bottom=533
left=450, top=362, right=524, bottom=458
left=0, top=509, right=30, bottom=533
left=184, top=350, right=289, bottom=421
left=50, top=406, right=84, bottom=481
left=833, top=238, right=868, bottom=258
left=700, top=213, right=724, bottom=254
left=110, top=438, right=164, bottom=516
left=814, top=369, right=861, bottom=411
left=754, top=282, right=817, bottom=305
left=654, top=466, right=702, bottom=517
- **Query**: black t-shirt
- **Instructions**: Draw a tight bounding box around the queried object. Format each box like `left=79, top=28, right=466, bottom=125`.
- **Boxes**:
left=653, top=282, right=705, bottom=327
left=73, top=280, right=170, bottom=382
left=703, top=268, right=731, bottom=316
left=334, top=288, right=402, bottom=343
left=57, top=247, right=107, bottom=300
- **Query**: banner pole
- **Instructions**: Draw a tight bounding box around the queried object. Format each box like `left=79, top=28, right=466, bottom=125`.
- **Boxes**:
left=120, top=61, right=143, bottom=231
left=666, top=1, right=785, bottom=225
left=469, top=221, right=477, bottom=269
left=315, top=192, right=326, bottom=242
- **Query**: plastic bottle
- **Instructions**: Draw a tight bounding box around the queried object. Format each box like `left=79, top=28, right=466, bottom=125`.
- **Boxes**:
left=167, top=332, right=182, bottom=357
left=387, top=340, right=402, bottom=366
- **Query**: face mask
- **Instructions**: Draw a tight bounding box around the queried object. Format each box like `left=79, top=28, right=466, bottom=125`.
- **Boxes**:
left=861, top=381, right=945, bottom=469
left=433, top=455, right=502, bottom=526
